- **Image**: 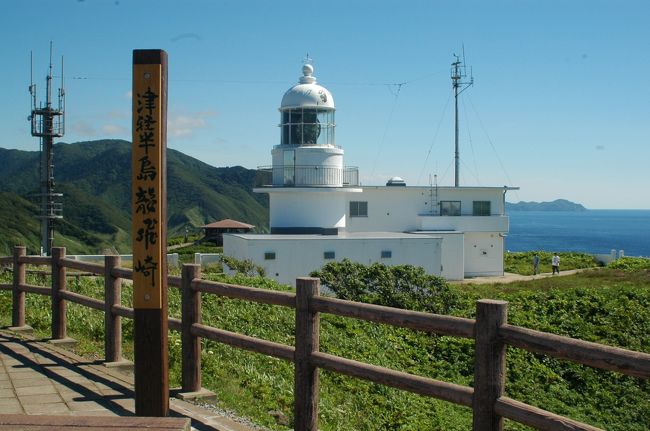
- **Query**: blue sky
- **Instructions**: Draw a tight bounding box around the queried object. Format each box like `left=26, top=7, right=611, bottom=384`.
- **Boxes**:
left=2, top=0, right=649, bottom=209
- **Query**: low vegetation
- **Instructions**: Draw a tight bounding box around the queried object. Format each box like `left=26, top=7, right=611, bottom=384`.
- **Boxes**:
left=0, top=261, right=648, bottom=430
left=608, top=256, right=650, bottom=271
left=504, top=251, right=602, bottom=275
left=173, top=243, right=223, bottom=264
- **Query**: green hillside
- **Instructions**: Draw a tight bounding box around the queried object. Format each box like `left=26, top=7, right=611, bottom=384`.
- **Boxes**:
left=0, top=140, right=268, bottom=254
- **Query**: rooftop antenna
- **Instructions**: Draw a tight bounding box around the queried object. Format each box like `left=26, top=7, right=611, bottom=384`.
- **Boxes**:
left=451, top=47, right=473, bottom=187
left=29, top=42, right=65, bottom=255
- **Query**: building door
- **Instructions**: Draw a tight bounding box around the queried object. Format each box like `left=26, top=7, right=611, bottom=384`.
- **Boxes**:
left=283, top=149, right=295, bottom=186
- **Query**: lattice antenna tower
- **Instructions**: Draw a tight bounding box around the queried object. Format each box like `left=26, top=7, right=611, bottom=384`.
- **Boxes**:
left=29, top=42, right=65, bottom=255
left=451, top=48, right=473, bottom=187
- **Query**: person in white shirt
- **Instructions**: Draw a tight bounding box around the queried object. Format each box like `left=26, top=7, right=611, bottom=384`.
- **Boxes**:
left=552, top=254, right=560, bottom=275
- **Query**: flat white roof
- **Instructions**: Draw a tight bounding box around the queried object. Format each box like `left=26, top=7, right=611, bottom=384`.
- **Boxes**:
left=226, top=231, right=444, bottom=241
left=360, top=185, right=520, bottom=191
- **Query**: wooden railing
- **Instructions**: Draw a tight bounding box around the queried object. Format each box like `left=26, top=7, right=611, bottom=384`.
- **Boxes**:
left=1, top=246, right=649, bottom=431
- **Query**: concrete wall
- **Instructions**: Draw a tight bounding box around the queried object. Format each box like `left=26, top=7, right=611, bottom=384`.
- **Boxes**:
left=68, top=253, right=180, bottom=267
left=344, top=187, right=507, bottom=233
left=463, top=232, right=504, bottom=277
left=193, top=253, right=222, bottom=267
left=224, top=234, right=442, bottom=286
left=434, top=233, right=465, bottom=280
left=269, top=190, right=348, bottom=229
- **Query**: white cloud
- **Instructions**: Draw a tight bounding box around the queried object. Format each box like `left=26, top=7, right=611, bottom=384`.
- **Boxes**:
left=101, top=124, right=129, bottom=135
left=107, top=110, right=129, bottom=120
left=168, top=111, right=217, bottom=139
left=70, top=121, right=97, bottom=137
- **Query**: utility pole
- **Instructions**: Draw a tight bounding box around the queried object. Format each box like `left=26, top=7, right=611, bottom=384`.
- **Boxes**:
left=451, top=50, right=473, bottom=187
left=29, top=42, right=65, bottom=255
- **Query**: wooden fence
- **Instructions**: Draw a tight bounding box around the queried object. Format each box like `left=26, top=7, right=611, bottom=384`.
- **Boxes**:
left=1, top=246, right=649, bottom=431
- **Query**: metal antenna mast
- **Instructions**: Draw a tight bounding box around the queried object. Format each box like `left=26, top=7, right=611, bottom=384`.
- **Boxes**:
left=451, top=49, right=473, bottom=187
left=29, top=42, right=65, bottom=255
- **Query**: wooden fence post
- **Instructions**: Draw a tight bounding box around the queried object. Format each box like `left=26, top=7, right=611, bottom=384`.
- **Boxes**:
left=104, top=255, right=122, bottom=363
left=11, top=246, right=26, bottom=329
left=294, top=277, right=320, bottom=431
left=473, top=299, right=508, bottom=431
left=181, top=264, right=202, bottom=393
left=51, top=247, right=67, bottom=340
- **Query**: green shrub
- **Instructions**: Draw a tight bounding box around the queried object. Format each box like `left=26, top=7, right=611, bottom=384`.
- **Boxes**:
left=608, top=256, right=650, bottom=271
left=311, top=259, right=458, bottom=314
left=220, top=255, right=266, bottom=278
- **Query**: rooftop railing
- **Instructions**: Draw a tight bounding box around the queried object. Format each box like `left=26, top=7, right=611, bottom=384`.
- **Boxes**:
left=256, top=165, right=359, bottom=187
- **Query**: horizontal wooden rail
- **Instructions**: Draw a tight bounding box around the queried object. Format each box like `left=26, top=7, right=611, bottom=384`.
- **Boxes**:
left=65, top=272, right=98, bottom=277
left=20, top=284, right=51, bottom=296
left=168, top=275, right=182, bottom=288
left=500, top=324, right=650, bottom=379
left=22, top=270, right=97, bottom=278
left=169, top=317, right=182, bottom=332
left=0, top=283, right=11, bottom=291
left=311, top=351, right=474, bottom=407
left=59, top=290, right=104, bottom=311
left=18, top=256, right=51, bottom=266
left=60, top=258, right=104, bottom=274
left=111, top=267, right=133, bottom=280
left=194, top=280, right=296, bottom=308
left=495, top=397, right=603, bottom=431
left=112, top=304, right=134, bottom=319
left=0, top=256, right=12, bottom=265
left=191, top=323, right=295, bottom=362
left=312, top=296, right=475, bottom=338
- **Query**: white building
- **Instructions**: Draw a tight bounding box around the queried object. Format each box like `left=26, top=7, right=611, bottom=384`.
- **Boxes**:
left=224, top=63, right=517, bottom=285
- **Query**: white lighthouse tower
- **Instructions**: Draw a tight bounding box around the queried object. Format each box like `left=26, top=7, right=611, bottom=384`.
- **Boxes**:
left=257, top=62, right=361, bottom=235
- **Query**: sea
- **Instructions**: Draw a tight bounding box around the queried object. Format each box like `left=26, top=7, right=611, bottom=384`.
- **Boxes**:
left=505, top=210, right=650, bottom=257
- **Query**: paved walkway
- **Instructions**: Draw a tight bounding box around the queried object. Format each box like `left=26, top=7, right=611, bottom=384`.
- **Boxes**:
left=0, top=330, right=257, bottom=431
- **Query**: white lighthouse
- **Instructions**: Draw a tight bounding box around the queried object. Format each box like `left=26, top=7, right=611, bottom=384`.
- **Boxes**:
left=224, top=61, right=517, bottom=286
left=259, top=63, right=362, bottom=235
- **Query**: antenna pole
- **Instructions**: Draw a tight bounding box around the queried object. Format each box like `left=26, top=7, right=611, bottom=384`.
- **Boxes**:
left=29, top=43, right=65, bottom=255
left=451, top=52, right=473, bottom=187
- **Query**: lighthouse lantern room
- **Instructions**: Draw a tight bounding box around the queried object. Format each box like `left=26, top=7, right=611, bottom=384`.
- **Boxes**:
left=272, top=63, right=345, bottom=187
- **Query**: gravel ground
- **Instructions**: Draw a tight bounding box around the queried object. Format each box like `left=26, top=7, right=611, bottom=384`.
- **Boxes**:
left=192, top=399, right=276, bottom=431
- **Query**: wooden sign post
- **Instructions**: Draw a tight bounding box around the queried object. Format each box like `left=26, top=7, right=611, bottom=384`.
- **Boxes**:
left=131, top=49, right=169, bottom=416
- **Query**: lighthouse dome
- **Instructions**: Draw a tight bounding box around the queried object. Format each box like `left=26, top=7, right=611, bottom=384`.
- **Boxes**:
left=281, top=64, right=335, bottom=109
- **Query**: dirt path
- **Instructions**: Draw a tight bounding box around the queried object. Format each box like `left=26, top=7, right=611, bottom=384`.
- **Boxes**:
left=168, top=242, right=194, bottom=251
left=452, top=267, right=599, bottom=285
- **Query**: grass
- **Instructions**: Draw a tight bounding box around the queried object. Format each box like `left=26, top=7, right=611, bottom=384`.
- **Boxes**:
left=1, top=266, right=649, bottom=430
left=504, top=251, right=602, bottom=275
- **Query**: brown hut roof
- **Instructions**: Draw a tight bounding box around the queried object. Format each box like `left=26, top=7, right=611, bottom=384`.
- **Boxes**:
left=201, top=219, right=255, bottom=229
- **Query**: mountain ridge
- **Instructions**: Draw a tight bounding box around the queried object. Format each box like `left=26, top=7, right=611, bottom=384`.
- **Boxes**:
left=506, top=199, right=587, bottom=212
left=0, top=139, right=268, bottom=255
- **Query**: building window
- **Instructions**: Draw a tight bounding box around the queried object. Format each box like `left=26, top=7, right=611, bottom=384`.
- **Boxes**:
left=440, top=201, right=461, bottom=216
left=473, top=201, right=491, bottom=216
left=324, top=251, right=335, bottom=259
left=264, top=252, right=276, bottom=260
left=350, top=201, right=368, bottom=217
left=381, top=250, right=392, bottom=258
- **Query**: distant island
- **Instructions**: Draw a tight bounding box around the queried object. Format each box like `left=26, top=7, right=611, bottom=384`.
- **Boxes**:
left=506, top=199, right=587, bottom=212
